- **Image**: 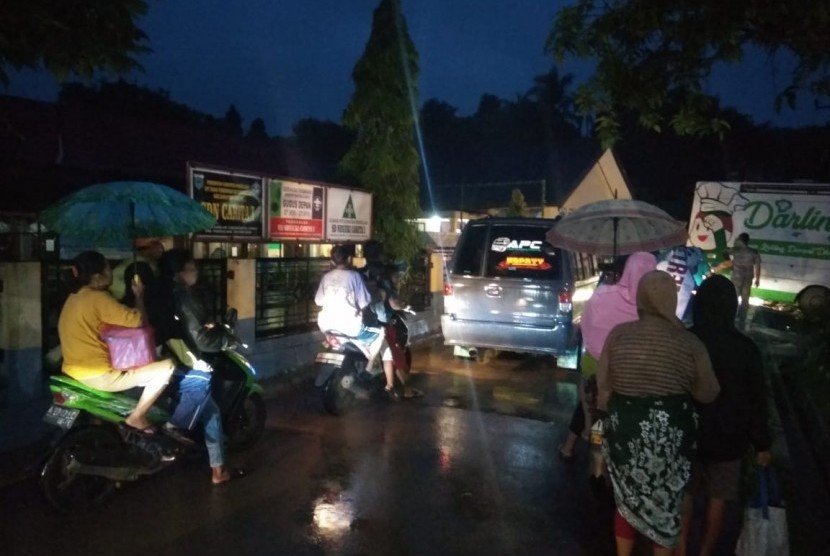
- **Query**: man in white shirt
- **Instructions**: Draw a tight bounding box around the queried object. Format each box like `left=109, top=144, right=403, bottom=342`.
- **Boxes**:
left=315, top=246, right=396, bottom=399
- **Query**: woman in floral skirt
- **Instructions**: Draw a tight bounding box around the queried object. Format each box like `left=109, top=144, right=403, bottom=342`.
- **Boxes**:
left=597, top=270, right=720, bottom=555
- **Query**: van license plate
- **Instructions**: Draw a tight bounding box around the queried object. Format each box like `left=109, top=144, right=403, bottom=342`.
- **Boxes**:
left=43, top=405, right=80, bottom=429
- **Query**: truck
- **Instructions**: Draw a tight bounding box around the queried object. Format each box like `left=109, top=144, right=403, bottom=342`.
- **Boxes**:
left=688, top=181, right=830, bottom=315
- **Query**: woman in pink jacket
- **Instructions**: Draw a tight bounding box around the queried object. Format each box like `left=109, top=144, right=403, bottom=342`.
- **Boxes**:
left=559, top=252, right=657, bottom=461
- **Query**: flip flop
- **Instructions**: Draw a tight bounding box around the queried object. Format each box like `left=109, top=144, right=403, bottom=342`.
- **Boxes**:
left=120, top=422, right=157, bottom=436
left=403, top=388, right=424, bottom=399
left=212, top=468, right=247, bottom=486
left=162, top=424, right=197, bottom=446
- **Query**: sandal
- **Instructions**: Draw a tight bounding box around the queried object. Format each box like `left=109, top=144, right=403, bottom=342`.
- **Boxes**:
left=162, top=423, right=196, bottom=446
left=120, top=422, right=157, bottom=436
left=403, top=388, right=424, bottom=399
left=385, top=387, right=400, bottom=402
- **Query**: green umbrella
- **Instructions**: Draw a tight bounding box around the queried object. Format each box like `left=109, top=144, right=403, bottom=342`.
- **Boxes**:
left=40, top=181, right=216, bottom=246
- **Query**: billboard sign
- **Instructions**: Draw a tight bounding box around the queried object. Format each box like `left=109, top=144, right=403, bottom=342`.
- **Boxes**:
left=189, top=166, right=264, bottom=238
left=325, top=188, right=372, bottom=242
left=268, top=179, right=325, bottom=240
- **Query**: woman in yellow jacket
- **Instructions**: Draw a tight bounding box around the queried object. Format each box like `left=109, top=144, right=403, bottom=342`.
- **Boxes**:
left=58, top=251, right=175, bottom=433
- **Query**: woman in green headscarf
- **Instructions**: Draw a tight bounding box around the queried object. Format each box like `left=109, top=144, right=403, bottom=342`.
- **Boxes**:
left=597, top=270, right=720, bottom=555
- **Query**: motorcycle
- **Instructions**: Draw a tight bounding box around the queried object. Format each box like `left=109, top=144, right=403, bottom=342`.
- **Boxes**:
left=315, top=302, right=413, bottom=415
left=39, top=310, right=265, bottom=511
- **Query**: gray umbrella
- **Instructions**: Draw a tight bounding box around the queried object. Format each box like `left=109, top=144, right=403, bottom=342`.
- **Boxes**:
left=547, top=199, right=687, bottom=256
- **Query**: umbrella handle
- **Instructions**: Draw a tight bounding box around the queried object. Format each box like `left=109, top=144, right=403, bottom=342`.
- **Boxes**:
left=130, top=200, right=137, bottom=270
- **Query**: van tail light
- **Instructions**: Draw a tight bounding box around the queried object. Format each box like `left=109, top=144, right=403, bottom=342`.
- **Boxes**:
left=443, top=282, right=454, bottom=296
left=558, top=289, right=573, bottom=313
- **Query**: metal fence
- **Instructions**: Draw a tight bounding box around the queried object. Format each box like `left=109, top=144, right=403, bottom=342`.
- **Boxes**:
left=1, top=232, right=58, bottom=262
left=255, top=257, right=330, bottom=339
left=569, top=251, right=599, bottom=283
left=41, top=262, right=73, bottom=355
left=192, top=258, right=227, bottom=324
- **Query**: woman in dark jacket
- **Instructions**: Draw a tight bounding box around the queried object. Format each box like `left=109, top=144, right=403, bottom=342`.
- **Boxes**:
left=155, top=249, right=242, bottom=485
left=676, top=274, right=771, bottom=556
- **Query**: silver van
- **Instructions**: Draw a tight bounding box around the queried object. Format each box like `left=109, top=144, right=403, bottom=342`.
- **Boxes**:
left=441, top=217, right=576, bottom=358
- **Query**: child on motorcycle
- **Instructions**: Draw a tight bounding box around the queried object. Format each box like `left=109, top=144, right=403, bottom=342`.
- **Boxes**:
left=57, top=251, right=176, bottom=434
left=373, top=293, right=423, bottom=400
left=362, top=241, right=422, bottom=400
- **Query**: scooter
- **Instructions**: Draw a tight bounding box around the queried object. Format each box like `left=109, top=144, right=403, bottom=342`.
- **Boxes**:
left=40, top=311, right=265, bottom=511
left=315, top=303, right=413, bottom=416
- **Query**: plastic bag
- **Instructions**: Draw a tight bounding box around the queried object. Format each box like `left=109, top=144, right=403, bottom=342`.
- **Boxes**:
left=735, top=467, right=789, bottom=556
left=589, top=418, right=607, bottom=479
left=100, top=325, right=156, bottom=370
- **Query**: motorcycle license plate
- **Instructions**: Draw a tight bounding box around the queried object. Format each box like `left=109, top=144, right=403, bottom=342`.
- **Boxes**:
left=43, top=405, right=80, bottom=430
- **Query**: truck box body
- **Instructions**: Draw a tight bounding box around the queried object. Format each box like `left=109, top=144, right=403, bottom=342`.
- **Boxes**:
left=688, top=181, right=830, bottom=304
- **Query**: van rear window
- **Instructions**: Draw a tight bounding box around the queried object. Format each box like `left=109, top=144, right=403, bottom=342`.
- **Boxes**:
left=451, top=224, right=488, bottom=275
left=451, top=223, right=564, bottom=279
left=484, top=225, right=562, bottom=279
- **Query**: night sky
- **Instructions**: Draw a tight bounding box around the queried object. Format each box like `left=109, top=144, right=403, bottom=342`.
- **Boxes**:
left=5, top=0, right=828, bottom=135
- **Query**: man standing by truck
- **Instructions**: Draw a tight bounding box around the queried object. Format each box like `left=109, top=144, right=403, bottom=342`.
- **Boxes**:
left=714, top=233, right=761, bottom=328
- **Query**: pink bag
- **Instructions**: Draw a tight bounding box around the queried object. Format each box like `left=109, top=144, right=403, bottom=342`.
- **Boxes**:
left=100, top=325, right=156, bottom=370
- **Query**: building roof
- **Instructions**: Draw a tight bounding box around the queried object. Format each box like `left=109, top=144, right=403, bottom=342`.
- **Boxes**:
left=0, top=95, right=310, bottom=213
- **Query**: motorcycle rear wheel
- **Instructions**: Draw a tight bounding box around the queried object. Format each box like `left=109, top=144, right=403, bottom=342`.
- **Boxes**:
left=322, top=365, right=356, bottom=416
left=226, top=392, right=266, bottom=452
left=41, top=426, right=121, bottom=512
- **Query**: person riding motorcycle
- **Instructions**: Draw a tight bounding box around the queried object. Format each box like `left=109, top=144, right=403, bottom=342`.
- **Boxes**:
left=57, top=250, right=176, bottom=434
left=153, top=249, right=245, bottom=485
left=361, top=241, right=422, bottom=400
left=315, top=245, right=391, bottom=397
left=109, top=237, right=164, bottom=300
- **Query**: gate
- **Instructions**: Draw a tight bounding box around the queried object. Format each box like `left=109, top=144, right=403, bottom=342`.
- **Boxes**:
left=255, top=258, right=330, bottom=339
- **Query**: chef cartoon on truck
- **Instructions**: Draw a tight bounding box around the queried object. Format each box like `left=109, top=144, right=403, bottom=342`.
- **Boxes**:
left=689, top=181, right=830, bottom=316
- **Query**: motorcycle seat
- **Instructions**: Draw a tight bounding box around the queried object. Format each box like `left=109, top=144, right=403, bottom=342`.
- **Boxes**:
left=49, top=374, right=142, bottom=400
left=324, top=330, right=359, bottom=339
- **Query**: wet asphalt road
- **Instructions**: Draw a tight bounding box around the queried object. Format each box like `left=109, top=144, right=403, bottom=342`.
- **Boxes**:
left=1, top=342, right=717, bottom=556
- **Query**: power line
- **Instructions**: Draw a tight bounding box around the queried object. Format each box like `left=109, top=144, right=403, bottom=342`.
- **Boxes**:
left=432, top=180, right=547, bottom=211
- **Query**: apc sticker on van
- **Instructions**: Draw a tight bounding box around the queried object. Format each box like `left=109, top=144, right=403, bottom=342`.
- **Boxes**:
left=491, top=237, right=543, bottom=253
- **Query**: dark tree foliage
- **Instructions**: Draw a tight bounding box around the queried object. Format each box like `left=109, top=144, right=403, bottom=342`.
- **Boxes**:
left=340, top=0, right=422, bottom=260
left=526, top=66, right=582, bottom=144
left=506, top=188, right=530, bottom=217
left=0, top=0, right=150, bottom=86
left=247, top=117, right=270, bottom=141
left=291, top=118, right=355, bottom=182
left=222, top=105, right=243, bottom=137
left=547, top=0, right=830, bottom=145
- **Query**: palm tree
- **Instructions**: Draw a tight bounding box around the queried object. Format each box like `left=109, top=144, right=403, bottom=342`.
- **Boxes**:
left=526, top=66, right=582, bottom=142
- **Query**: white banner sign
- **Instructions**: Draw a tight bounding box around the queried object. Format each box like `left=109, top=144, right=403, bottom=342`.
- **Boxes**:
left=325, top=188, right=372, bottom=242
